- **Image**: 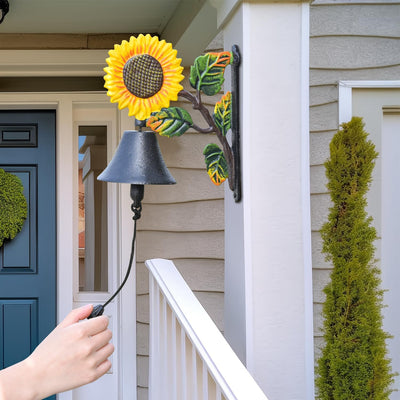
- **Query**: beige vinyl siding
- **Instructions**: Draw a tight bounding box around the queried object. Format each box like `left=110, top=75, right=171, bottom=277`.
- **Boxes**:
left=136, top=64, right=225, bottom=399
left=310, top=1, right=400, bottom=362
left=0, top=33, right=139, bottom=49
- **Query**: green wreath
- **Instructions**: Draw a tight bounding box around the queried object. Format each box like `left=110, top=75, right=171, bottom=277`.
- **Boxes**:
left=0, top=168, right=28, bottom=247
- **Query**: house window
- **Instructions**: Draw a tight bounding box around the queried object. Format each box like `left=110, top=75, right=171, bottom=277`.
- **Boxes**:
left=78, top=126, right=108, bottom=291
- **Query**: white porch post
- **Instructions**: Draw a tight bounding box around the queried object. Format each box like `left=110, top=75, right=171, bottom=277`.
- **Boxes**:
left=219, top=1, right=314, bottom=399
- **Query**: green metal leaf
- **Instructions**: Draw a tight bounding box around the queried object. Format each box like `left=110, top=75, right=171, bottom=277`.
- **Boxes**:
left=203, top=143, right=229, bottom=186
left=213, top=92, right=232, bottom=136
left=146, top=107, right=193, bottom=137
left=189, top=52, right=233, bottom=96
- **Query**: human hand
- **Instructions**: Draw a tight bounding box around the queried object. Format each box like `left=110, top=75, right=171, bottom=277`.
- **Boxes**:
left=24, top=304, right=114, bottom=399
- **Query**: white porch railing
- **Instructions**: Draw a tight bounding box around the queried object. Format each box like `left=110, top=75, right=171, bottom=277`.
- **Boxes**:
left=145, top=258, right=269, bottom=400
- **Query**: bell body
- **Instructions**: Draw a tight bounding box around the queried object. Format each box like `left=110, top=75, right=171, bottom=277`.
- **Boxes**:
left=98, top=130, right=176, bottom=185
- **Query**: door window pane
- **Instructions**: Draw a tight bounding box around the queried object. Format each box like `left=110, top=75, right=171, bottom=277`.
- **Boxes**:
left=78, top=126, right=108, bottom=291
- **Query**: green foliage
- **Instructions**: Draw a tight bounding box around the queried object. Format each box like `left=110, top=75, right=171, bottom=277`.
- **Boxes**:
left=146, top=107, right=193, bottom=137
left=0, top=169, right=28, bottom=247
left=203, top=143, right=228, bottom=185
left=315, top=117, right=396, bottom=400
left=189, top=51, right=232, bottom=96
left=213, top=91, right=232, bottom=137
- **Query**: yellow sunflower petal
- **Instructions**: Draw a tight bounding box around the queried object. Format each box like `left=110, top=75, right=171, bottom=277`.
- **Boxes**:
left=129, top=99, right=141, bottom=115
left=134, top=100, right=148, bottom=120
left=118, top=94, right=133, bottom=109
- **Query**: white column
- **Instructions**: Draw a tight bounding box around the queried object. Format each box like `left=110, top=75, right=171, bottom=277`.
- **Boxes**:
left=220, top=1, right=314, bottom=399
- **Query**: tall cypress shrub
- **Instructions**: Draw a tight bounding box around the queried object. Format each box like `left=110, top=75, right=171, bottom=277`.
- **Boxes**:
left=315, top=117, right=396, bottom=400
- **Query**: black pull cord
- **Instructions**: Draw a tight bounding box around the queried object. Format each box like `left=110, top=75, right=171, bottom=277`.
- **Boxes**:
left=88, top=184, right=143, bottom=319
left=87, top=221, right=136, bottom=319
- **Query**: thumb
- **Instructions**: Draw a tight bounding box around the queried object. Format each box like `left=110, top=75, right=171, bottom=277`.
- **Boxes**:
left=58, top=304, right=93, bottom=328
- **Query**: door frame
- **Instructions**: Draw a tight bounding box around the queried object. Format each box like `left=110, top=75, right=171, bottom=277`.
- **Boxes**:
left=0, top=49, right=137, bottom=399
left=338, top=79, right=400, bottom=396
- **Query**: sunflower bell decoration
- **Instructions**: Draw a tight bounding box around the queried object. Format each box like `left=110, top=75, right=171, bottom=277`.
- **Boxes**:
left=0, top=169, right=28, bottom=247
left=104, top=34, right=241, bottom=202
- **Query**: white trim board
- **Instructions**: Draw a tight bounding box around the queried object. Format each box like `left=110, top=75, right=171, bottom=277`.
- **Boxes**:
left=338, top=80, right=400, bottom=124
left=0, top=50, right=108, bottom=77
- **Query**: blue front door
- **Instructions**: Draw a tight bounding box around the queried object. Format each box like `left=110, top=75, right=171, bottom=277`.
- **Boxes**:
left=0, top=111, right=56, bottom=396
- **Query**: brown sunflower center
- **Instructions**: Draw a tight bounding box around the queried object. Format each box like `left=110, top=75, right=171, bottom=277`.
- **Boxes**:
left=123, top=54, right=164, bottom=99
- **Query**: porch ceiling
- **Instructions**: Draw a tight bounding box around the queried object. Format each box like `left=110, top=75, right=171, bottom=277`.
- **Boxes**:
left=1, top=0, right=182, bottom=34
left=0, top=0, right=219, bottom=64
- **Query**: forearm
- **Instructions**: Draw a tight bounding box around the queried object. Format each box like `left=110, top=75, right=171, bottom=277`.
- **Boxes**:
left=0, top=359, right=40, bottom=400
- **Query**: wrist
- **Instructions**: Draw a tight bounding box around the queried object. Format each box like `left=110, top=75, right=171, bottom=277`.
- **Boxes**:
left=21, top=357, right=42, bottom=400
left=0, top=359, right=40, bottom=400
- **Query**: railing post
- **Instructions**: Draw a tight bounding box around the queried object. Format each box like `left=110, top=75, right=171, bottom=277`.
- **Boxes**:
left=148, top=275, right=160, bottom=400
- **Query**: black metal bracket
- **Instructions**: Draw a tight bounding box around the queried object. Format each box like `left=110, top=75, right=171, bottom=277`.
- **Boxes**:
left=231, top=45, right=241, bottom=202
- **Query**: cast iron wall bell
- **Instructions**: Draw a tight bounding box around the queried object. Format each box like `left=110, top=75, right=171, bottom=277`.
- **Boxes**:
left=98, top=130, right=175, bottom=219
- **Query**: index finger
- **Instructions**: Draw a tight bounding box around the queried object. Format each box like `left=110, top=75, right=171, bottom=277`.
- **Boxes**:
left=78, top=315, right=110, bottom=336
